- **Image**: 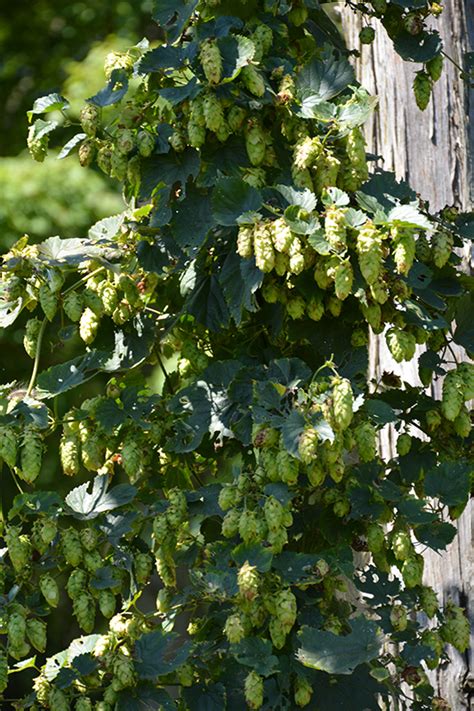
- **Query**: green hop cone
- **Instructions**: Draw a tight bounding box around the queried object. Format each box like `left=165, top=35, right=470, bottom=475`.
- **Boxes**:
left=359, top=26, right=376, bottom=44
left=441, top=369, right=465, bottom=421
left=98, top=281, right=119, bottom=315
left=99, top=590, right=116, bottom=619
left=39, top=283, right=58, bottom=321
left=116, top=128, right=134, bottom=155
left=8, top=610, right=26, bottom=649
left=286, top=295, right=306, bottom=319
left=39, top=517, right=57, bottom=547
left=80, top=104, right=100, bottom=136
left=294, top=676, right=313, bottom=707
left=240, top=65, right=265, bottom=97
left=416, top=233, right=431, bottom=261
left=432, top=230, right=453, bottom=268
left=40, top=574, right=60, bottom=607
left=67, top=569, right=88, bottom=599
left=253, top=223, right=275, bottom=272
left=401, top=553, right=424, bottom=588
left=332, top=377, right=354, bottom=431
left=419, top=586, right=439, bottom=618
left=276, top=448, right=299, bottom=485
left=79, top=307, right=100, bottom=344
left=80, top=527, right=98, bottom=552
left=354, top=421, right=377, bottom=462
left=20, top=427, right=43, bottom=483
left=245, top=120, right=266, bottom=166
left=386, top=328, right=416, bottom=363
left=228, top=105, right=247, bottom=132
left=203, top=93, right=225, bottom=133
left=271, top=217, right=294, bottom=253
left=33, top=674, right=51, bottom=705
left=62, top=528, right=83, bottom=567
left=245, top=671, right=264, bottom=710
left=392, top=227, right=416, bottom=275
left=390, top=604, right=408, bottom=632
left=356, top=222, right=384, bottom=285
left=237, top=225, right=254, bottom=258
left=218, top=484, right=240, bottom=511
left=200, top=39, right=223, bottom=84
left=48, top=687, right=69, bottom=711
left=73, top=591, right=96, bottom=633
left=97, top=144, right=113, bottom=175
left=334, top=260, right=353, bottom=300
left=237, top=561, right=259, bottom=601
left=338, top=127, right=368, bottom=191
left=84, top=549, right=102, bottom=573
left=298, top=428, right=319, bottom=464
left=413, top=71, right=432, bottom=110
left=79, top=140, right=95, bottom=167
left=252, top=24, right=273, bottom=60
left=457, top=362, right=474, bottom=400
left=307, top=296, right=325, bottom=321
left=391, top=530, right=413, bottom=561
left=135, top=552, right=153, bottom=584
left=137, top=130, right=155, bottom=157
left=224, top=613, right=246, bottom=644
left=396, top=433, right=412, bottom=456
left=24, top=318, right=43, bottom=358
left=325, top=206, right=347, bottom=250
left=264, top=496, right=284, bottom=532
left=239, top=510, right=259, bottom=544
left=269, top=616, right=287, bottom=649
left=5, top=527, right=31, bottom=571
left=26, top=618, right=47, bottom=652
left=75, top=698, right=93, bottom=711
left=60, top=432, right=81, bottom=476
left=0, top=426, right=17, bottom=468
left=155, top=549, right=176, bottom=587
left=293, top=136, right=321, bottom=170
left=440, top=601, right=470, bottom=652
left=426, top=54, right=444, bottom=82
left=222, top=509, right=240, bottom=538
left=112, top=652, right=136, bottom=690
left=367, top=523, right=385, bottom=553
left=79, top=425, right=105, bottom=471
left=63, top=291, right=84, bottom=322
left=453, top=406, right=471, bottom=437
left=275, top=588, right=297, bottom=630
left=121, top=434, right=143, bottom=481
left=188, top=118, right=206, bottom=148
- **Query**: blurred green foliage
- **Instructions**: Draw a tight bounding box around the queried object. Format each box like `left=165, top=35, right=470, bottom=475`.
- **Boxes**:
left=0, top=0, right=156, bottom=155
left=0, top=152, right=124, bottom=248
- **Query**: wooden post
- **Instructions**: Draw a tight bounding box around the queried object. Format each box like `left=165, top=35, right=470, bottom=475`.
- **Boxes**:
left=340, top=4, right=473, bottom=707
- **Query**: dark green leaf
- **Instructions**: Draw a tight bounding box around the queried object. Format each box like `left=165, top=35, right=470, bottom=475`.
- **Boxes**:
left=219, top=252, right=262, bottom=325
left=116, top=686, right=175, bottom=711
left=152, top=0, right=198, bottom=42
left=171, top=188, right=214, bottom=248
left=95, top=398, right=126, bottom=430
left=425, top=461, right=471, bottom=507
left=58, top=133, right=87, bottom=159
left=186, top=274, right=230, bottom=331
left=388, top=204, right=431, bottom=230
left=90, top=566, right=121, bottom=590
left=137, top=46, right=186, bottom=73
left=230, top=638, right=279, bottom=677
left=36, top=352, right=103, bottom=398
left=296, top=50, right=355, bottom=105
left=65, top=474, right=136, bottom=520
left=393, top=31, right=442, bottom=63
left=231, top=543, right=273, bottom=572
left=297, top=617, right=383, bottom=674
left=134, top=631, right=191, bottom=679
left=9, top=491, right=62, bottom=520
left=212, top=177, right=262, bottom=226
left=183, top=684, right=226, bottom=711
left=140, top=148, right=200, bottom=200
left=159, top=78, right=200, bottom=105
left=281, top=409, right=306, bottom=458
left=414, top=521, right=457, bottom=551
left=362, top=400, right=398, bottom=425
left=219, top=35, right=255, bottom=82
left=88, top=69, right=129, bottom=107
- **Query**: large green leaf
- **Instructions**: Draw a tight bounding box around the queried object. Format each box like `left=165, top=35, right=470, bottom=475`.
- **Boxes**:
left=297, top=617, right=383, bottom=674
left=230, top=638, right=279, bottom=676
left=116, top=686, right=175, bottom=711
left=219, top=35, right=256, bottom=82
left=37, top=236, right=119, bottom=266
left=219, top=251, right=262, bottom=325
left=393, top=31, right=442, bottom=63
left=27, top=93, right=69, bottom=120
left=183, top=684, right=226, bottom=711
left=65, top=475, right=136, bottom=520
left=295, top=51, right=355, bottom=107
left=152, top=0, right=198, bottom=42
left=134, top=631, right=191, bottom=679
left=88, top=69, right=129, bottom=107
left=424, top=461, right=471, bottom=507
left=212, top=177, right=262, bottom=226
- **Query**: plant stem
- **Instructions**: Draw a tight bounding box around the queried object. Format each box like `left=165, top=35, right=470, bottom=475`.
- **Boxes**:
left=26, top=318, right=48, bottom=396
left=62, top=266, right=105, bottom=296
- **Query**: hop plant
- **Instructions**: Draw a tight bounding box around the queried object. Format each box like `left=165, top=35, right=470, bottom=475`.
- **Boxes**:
left=23, top=318, right=43, bottom=358
left=121, top=433, right=143, bottom=481
left=271, top=218, right=294, bottom=253
left=298, top=427, right=319, bottom=464
left=224, top=613, right=246, bottom=643
left=19, top=427, right=43, bottom=483
left=203, top=93, right=224, bottom=132
left=324, top=206, right=347, bottom=250
left=294, top=676, right=313, bottom=707
left=354, top=422, right=377, bottom=462
left=386, top=328, right=416, bottom=362
left=390, top=604, right=408, bottom=631
left=339, top=127, right=369, bottom=190
left=80, top=104, right=100, bottom=135
left=222, top=509, right=240, bottom=538
left=441, top=369, right=465, bottom=421
left=253, top=223, right=275, bottom=273
left=334, top=260, right=354, bottom=300
left=61, top=528, right=83, bottom=567
left=0, top=652, right=7, bottom=693
left=240, top=65, right=265, bottom=97
left=40, top=574, right=60, bottom=607
left=245, top=671, right=264, bottom=709
left=276, top=448, right=299, bottom=485
left=401, top=553, right=424, bottom=588
left=413, top=71, right=432, bottom=110
left=392, top=227, right=416, bottom=275
left=73, top=591, right=96, bottom=633
left=237, top=225, right=254, bottom=259
left=432, top=230, right=454, bottom=268
left=60, top=431, right=81, bottom=476
left=332, top=377, right=354, bottom=431
left=26, top=618, right=47, bottom=652
left=367, top=522, right=385, bottom=553
left=0, top=425, right=17, bottom=468
left=112, top=651, right=136, bottom=689
left=79, top=307, right=100, bottom=344
left=356, top=222, right=384, bottom=285
left=275, top=588, right=297, bottom=630
left=440, top=601, right=470, bottom=652
left=419, top=586, right=439, bottom=618
left=245, top=120, right=266, bottom=166
left=237, top=561, right=259, bottom=601
left=200, top=39, right=223, bottom=84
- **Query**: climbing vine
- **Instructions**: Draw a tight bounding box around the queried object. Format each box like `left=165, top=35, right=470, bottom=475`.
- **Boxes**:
left=0, top=1, right=473, bottom=709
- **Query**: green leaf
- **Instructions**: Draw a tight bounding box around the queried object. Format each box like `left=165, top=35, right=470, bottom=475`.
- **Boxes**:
left=297, top=617, right=383, bottom=674
left=391, top=0, right=428, bottom=5
left=424, top=461, right=471, bottom=507
left=321, top=187, right=350, bottom=207
left=57, top=133, right=87, bottom=159
left=281, top=409, right=305, bottom=458
left=37, top=236, right=119, bottom=266
left=362, top=400, right=398, bottom=425
left=414, top=521, right=457, bottom=551
left=159, top=78, right=201, bottom=105
left=88, top=69, right=129, bottom=107
left=140, top=148, right=200, bottom=200
left=28, top=118, right=58, bottom=142
left=117, top=686, right=175, bottom=711
left=296, top=50, right=355, bottom=105
left=137, top=46, right=186, bottom=73
left=182, top=684, right=226, bottom=711
left=275, top=185, right=317, bottom=212
left=27, top=93, right=69, bottom=120
left=219, top=252, right=262, bottom=325
left=387, top=204, right=432, bottom=230
left=186, top=274, right=230, bottom=331
left=88, top=213, right=125, bottom=241
left=393, top=31, right=442, bottom=63
left=36, top=353, right=104, bottom=398
left=230, top=638, right=279, bottom=676
left=231, top=543, right=273, bottom=572
left=152, top=0, right=198, bottom=42
left=8, top=491, right=61, bottom=520
left=212, top=177, right=262, bottom=226
left=0, top=297, right=23, bottom=329
left=336, top=88, right=378, bottom=131
left=65, top=474, right=136, bottom=520
left=134, top=631, right=191, bottom=679
left=219, top=35, right=256, bottom=82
